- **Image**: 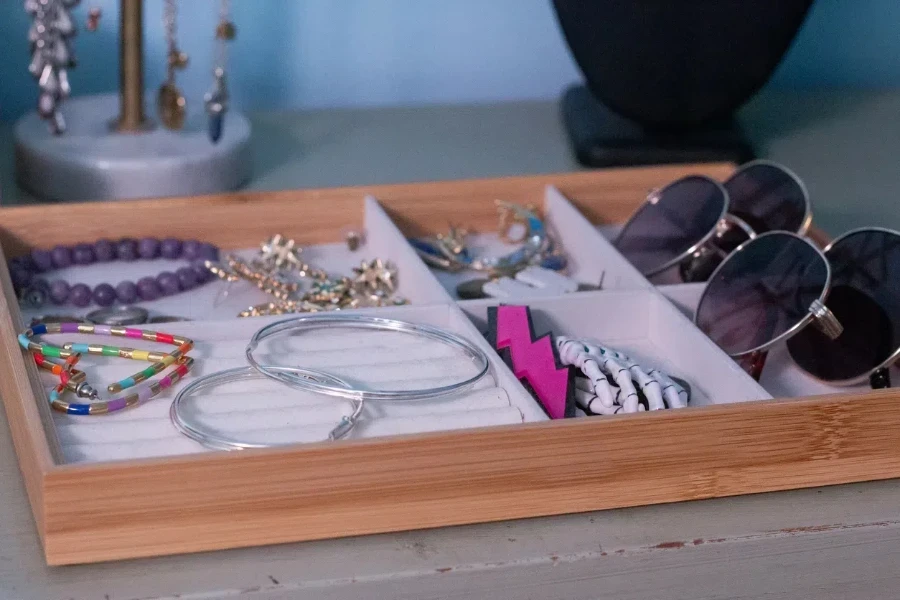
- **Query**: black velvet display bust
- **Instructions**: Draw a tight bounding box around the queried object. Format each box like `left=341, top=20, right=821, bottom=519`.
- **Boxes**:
left=552, top=0, right=814, bottom=166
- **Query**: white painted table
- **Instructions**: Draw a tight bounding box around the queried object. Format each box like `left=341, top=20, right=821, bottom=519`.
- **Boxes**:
left=2, top=91, right=900, bottom=599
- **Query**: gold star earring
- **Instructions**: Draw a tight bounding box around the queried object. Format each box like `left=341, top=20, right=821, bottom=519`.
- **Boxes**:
left=352, top=259, right=398, bottom=294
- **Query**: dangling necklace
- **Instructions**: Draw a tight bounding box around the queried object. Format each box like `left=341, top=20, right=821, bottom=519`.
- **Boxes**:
left=158, top=0, right=189, bottom=130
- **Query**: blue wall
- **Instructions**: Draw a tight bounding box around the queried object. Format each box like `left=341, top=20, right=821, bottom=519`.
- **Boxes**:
left=0, top=0, right=897, bottom=122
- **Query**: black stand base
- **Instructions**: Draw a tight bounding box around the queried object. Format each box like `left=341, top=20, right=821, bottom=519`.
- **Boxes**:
left=561, top=85, right=756, bottom=168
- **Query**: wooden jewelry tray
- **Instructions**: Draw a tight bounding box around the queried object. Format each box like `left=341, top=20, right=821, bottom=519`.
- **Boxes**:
left=1, top=164, right=899, bottom=566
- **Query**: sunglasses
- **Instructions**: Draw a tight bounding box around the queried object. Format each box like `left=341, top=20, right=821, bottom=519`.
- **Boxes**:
left=694, top=229, right=900, bottom=388
left=615, top=161, right=812, bottom=281
left=785, top=228, right=900, bottom=387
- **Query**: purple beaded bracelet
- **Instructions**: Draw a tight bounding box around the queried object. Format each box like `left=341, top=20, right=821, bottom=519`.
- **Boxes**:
left=8, top=238, right=220, bottom=309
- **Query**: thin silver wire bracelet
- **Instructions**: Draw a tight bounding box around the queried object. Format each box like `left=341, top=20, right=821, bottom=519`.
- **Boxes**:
left=246, top=314, right=492, bottom=402
left=171, top=366, right=362, bottom=450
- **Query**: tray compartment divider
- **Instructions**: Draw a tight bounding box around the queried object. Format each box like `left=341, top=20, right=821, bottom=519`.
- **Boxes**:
left=543, top=185, right=651, bottom=292
left=363, top=195, right=456, bottom=306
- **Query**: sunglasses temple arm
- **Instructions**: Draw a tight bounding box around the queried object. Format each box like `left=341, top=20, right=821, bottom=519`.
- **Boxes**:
left=870, top=368, right=892, bottom=390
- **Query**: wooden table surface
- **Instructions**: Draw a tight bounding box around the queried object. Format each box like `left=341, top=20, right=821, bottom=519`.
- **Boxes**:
left=2, top=90, right=900, bottom=599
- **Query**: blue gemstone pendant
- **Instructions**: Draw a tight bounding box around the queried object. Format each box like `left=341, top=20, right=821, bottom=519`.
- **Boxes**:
left=540, top=254, right=568, bottom=271
left=208, top=112, right=223, bottom=144
left=204, top=67, right=228, bottom=144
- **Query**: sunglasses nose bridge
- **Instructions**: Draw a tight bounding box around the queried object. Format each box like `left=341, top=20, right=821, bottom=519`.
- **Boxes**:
left=809, top=299, right=844, bottom=340
left=718, top=214, right=757, bottom=240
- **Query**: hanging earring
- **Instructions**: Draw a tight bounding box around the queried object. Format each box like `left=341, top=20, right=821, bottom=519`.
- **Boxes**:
left=26, top=0, right=78, bottom=134
left=158, top=0, right=188, bottom=130
left=85, top=6, right=102, bottom=31
left=204, top=0, right=235, bottom=144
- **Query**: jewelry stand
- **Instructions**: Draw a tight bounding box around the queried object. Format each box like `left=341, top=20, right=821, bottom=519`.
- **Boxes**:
left=15, top=94, right=252, bottom=202
left=561, top=85, right=755, bottom=168
left=13, top=0, right=252, bottom=202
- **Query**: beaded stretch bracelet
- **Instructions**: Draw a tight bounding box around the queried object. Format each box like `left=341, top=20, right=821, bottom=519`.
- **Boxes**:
left=7, top=237, right=219, bottom=309
left=49, top=356, right=195, bottom=415
left=19, top=323, right=194, bottom=395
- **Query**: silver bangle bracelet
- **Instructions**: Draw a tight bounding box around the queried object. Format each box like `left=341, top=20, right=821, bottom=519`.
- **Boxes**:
left=246, top=314, right=492, bottom=402
left=170, top=366, right=363, bottom=450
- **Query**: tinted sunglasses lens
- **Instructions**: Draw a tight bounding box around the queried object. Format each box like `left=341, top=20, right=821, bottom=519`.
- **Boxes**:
left=615, top=176, right=725, bottom=276
left=696, top=233, right=829, bottom=356
left=787, top=230, right=900, bottom=382
left=724, top=163, right=808, bottom=234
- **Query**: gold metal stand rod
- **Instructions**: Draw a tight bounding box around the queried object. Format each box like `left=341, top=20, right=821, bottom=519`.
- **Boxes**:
left=115, top=0, right=151, bottom=132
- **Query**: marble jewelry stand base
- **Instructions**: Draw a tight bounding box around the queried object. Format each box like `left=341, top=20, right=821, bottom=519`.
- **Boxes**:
left=14, top=93, right=252, bottom=202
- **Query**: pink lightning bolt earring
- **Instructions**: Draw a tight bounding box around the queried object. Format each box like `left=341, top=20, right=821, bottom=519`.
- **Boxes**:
left=487, top=305, right=575, bottom=419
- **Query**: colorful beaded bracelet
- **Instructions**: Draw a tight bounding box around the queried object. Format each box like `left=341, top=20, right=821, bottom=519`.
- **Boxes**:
left=19, top=323, right=194, bottom=394
left=31, top=351, right=102, bottom=399
left=32, top=351, right=85, bottom=386
left=48, top=356, right=195, bottom=415
left=7, top=237, right=219, bottom=309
